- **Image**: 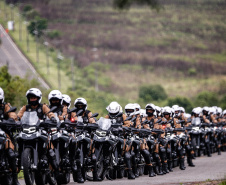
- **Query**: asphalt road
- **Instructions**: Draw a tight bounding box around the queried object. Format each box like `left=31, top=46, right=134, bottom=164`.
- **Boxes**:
left=0, top=24, right=49, bottom=89
left=19, top=152, right=226, bottom=185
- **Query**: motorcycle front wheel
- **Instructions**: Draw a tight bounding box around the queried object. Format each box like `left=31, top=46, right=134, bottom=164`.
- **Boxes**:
left=23, top=148, right=35, bottom=185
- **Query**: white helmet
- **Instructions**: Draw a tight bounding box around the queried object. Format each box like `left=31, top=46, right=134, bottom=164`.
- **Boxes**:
left=202, top=106, right=209, bottom=112
left=172, top=105, right=179, bottom=110
left=162, top=106, right=171, bottom=115
left=193, top=107, right=201, bottom=115
left=223, top=110, right=226, bottom=116
left=185, top=113, right=191, bottom=119
left=74, top=97, right=87, bottom=111
left=174, top=106, right=181, bottom=117
left=180, top=107, right=185, bottom=113
left=62, top=94, right=71, bottom=108
left=26, top=88, right=42, bottom=106
left=106, top=101, right=120, bottom=117
left=125, top=103, right=136, bottom=116
left=140, top=109, right=147, bottom=118
left=155, top=106, right=162, bottom=117
left=0, top=87, right=4, bottom=104
left=48, top=90, right=63, bottom=107
left=217, top=107, right=222, bottom=116
left=145, top=103, right=155, bottom=111
left=134, top=103, right=141, bottom=115
left=209, top=107, right=216, bottom=115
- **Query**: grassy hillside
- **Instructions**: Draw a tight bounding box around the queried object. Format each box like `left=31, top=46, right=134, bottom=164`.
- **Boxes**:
left=17, top=0, right=226, bottom=98
left=1, top=0, right=226, bottom=114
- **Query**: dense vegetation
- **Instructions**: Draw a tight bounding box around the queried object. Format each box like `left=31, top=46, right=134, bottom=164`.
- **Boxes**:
left=1, top=0, right=226, bottom=114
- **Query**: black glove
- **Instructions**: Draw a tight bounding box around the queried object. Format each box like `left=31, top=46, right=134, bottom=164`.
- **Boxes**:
left=50, top=117, right=57, bottom=123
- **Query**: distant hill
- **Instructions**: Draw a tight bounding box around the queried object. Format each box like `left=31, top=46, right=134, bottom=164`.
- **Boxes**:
left=18, top=0, right=226, bottom=100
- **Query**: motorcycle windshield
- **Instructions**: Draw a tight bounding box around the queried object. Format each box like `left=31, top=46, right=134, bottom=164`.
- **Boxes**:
left=21, top=111, right=39, bottom=126
left=191, top=117, right=201, bottom=126
left=97, top=117, right=112, bottom=131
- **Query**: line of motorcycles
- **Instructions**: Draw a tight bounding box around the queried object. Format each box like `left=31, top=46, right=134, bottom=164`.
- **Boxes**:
left=0, top=107, right=225, bottom=185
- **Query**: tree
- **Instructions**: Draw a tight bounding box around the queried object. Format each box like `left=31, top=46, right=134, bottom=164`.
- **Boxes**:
left=194, top=91, right=219, bottom=107
left=139, top=84, right=167, bottom=102
left=168, top=96, right=193, bottom=113
left=0, top=66, right=41, bottom=108
left=27, top=16, right=48, bottom=38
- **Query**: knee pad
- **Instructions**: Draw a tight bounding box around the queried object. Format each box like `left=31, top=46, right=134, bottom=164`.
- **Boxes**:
left=124, top=152, right=130, bottom=160
left=8, top=149, right=16, bottom=159
left=49, top=149, right=55, bottom=158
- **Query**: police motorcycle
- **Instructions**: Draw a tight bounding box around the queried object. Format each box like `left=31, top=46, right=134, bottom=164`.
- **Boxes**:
left=124, top=116, right=146, bottom=177
left=107, top=113, right=125, bottom=179
left=213, top=122, right=223, bottom=155
left=49, top=117, right=72, bottom=185
left=190, top=117, right=202, bottom=157
left=140, top=120, right=158, bottom=175
left=89, top=117, right=120, bottom=180
left=16, top=106, right=58, bottom=185
left=0, top=107, right=18, bottom=185
left=71, top=109, right=100, bottom=181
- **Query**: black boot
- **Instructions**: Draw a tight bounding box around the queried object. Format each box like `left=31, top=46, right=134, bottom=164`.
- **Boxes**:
left=163, top=162, right=169, bottom=173
left=75, top=160, right=84, bottom=183
left=187, top=157, right=195, bottom=167
left=93, top=163, right=102, bottom=181
left=159, top=165, right=164, bottom=175
left=168, top=160, right=173, bottom=172
left=127, top=169, right=136, bottom=179
left=8, top=149, right=20, bottom=185
left=148, top=165, right=155, bottom=177
left=179, top=158, right=186, bottom=170
left=218, top=147, right=221, bottom=155
left=132, top=165, right=139, bottom=178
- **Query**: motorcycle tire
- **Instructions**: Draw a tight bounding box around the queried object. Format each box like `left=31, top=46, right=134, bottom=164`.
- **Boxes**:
left=35, top=170, right=46, bottom=185
left=61, top=172, right=70, bottom=184
left=117, top=168, right=124, bottom=179
left=46, top=171, right=57, bottom=185
left=23, top=148, right=35, bottom=185
left=1, top=173, right=13, bottom=185
left=86, top=152, right=104, bottom=181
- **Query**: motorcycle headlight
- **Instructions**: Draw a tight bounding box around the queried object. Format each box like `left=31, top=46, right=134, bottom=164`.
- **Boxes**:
left=96, top=130, right=107, bottom=137
left=23, top=127, right=36, bottom=134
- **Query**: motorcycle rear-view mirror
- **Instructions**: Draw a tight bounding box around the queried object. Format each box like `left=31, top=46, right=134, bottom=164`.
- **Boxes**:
left=116, top=112, right=123, bottom=117
left=76, top=109, right=84, bottom=116
left=91, top=113, right=99, bottom=118
left=125, top=116, right=132, bottom=121
left=141, top=120, right=148, bottom=125
left=47, top=106, right=57, bottom=114
left=187, top=118, right=192, bottom=123
left=131, top=116, right=137, bottom=122
left=68, top=107, right=77, bottom=114
left=6, top=107, right=17, bottom=113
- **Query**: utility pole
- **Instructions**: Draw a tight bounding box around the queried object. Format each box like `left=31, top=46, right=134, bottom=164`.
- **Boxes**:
left=44, top=41, right=49, bottom=74
left=18, top=13, right=22, bottom=41
left=57, top=53, right=64, bottom=90
left=92, top=48, right=99, bottom=92
left=24, top=21, right=29, bottom=52
left=34, top=21, right=39, bottom=63
left=71, top=57, right=75, bottom=91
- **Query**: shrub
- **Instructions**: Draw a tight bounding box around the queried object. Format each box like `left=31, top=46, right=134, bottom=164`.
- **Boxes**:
left=139, top=84, right=167, bottom=102
left=168, top=96, right=193, bottom=113
left=194, top=91, right=219, bottom=107
left=47, top=30, right=62, bottom=40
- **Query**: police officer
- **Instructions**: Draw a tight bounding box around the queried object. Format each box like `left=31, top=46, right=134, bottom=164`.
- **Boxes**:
left=48, top=91, right=84, bottom=183
left=105, top=101, right=135, bottom=179
left=73, top=97, right=101, bottom=181
left=17, top=88, right=59, bottom=178
left=0, top=87, right=20, bottom=185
